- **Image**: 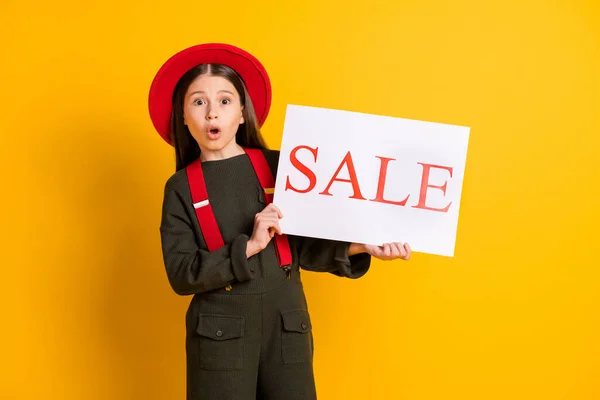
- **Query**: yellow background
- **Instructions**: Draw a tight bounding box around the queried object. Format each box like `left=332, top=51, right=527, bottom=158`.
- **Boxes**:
left=1, top=0, right=599, bottom=399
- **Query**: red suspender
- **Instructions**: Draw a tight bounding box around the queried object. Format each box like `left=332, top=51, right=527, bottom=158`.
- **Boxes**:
left=186, top=160, right=225, bottom=251
left=244, top=148, right=293, bottom=267
left=185, top=148, right=292, bottom=268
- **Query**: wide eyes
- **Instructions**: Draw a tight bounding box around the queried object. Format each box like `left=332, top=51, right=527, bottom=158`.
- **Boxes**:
left=192, top=98, right=232, bottom=106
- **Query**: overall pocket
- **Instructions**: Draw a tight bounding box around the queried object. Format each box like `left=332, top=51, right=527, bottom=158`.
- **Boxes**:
left=281, top=309, right=313, bottom=364
left=196, top=314, right=245, bottom=370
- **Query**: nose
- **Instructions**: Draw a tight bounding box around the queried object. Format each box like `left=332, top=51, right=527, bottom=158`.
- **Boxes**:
left=206, top=104, right=218, bottom=120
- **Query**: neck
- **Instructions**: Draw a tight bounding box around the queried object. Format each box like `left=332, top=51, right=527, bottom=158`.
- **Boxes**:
left=199, top=142, right=245, bottom=162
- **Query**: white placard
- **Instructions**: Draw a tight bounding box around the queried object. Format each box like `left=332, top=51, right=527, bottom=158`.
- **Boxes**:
left=273, top=104, right=470, bottom=257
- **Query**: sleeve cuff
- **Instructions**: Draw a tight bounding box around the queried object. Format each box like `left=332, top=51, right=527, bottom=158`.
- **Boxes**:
left=333, top=242, right=371, bottom=279
left=231, top=234, right=254, bottom=282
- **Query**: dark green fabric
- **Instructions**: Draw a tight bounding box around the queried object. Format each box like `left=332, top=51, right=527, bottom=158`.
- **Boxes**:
left=185, top=280, right=316, bottom=400
left=159, top=149, right=371, bottom=399
left=160, top=149, right=371, bottom=296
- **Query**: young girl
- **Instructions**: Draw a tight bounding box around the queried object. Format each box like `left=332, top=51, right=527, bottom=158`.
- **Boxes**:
left=149, top=43, right=411, bottom=400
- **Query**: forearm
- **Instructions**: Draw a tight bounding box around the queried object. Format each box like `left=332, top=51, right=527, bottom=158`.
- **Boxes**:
left=161, top=230, right=254, bottom=295
left=294, top=236, right=371, bottom=279
left=348, top=242, right=367, bottom=256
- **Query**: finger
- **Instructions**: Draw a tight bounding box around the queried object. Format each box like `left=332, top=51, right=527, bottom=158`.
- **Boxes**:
left=389, top=242, right=401, bottom=258
left=257, top=213, right=278, bottom=223
left=265, top=203, right=283, bottom=219
left=395, top=242, right=406, bottom=259
left=270, top=204, right=284, bottom=219
left=255, top=212, right=276, bottom=223
left=384, top=243, right=397, bottom=258
left=365, top=245, right=381, bottom=257
left=383, top=244, right=391, bottom=258
left=363, top=244, right=377, bottom=256
left=261, top=219, right=283, bottom=235
left=259, top=218, right=280, bottom=229
left=374, top=246, right=385, bottom=257
left=269, top=221, right=282, bottom=235
left=259, top=204, right=277, bottom=214
left=257, top=212, right=279, bottom=221
left=403, top=243, right=412, bottom=260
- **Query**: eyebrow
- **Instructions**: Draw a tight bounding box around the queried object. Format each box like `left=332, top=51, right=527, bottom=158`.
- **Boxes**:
left=187, top=90, right=235, bottom=97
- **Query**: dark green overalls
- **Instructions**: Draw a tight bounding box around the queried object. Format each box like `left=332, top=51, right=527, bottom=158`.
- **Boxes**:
left=160, top=149, right=371, bottom=400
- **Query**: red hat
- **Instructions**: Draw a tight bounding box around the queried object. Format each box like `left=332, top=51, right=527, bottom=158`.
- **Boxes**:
left=148, top=43, right=272, bottom=146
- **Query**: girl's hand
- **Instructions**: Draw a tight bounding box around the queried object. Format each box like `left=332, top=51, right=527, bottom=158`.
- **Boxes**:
left=363, top=242, right=412, bottom=261
left=246, top=204, right=283, bottom=258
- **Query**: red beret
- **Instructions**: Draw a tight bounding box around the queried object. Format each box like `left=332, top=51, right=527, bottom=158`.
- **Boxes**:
left=148, top=43, right=272, bottom=146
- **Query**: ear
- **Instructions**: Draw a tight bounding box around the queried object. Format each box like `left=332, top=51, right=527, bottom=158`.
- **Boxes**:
left=239, top=107, right=245, bottom=124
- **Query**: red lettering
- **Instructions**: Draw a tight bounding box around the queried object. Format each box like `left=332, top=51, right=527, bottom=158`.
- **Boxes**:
left=412, top=162, right=453, bottom=212
left=285, top=145, right=319, bottom=193
left=319, top=151, right=366, bottom=200
left=370, top=156, right=410, bottom=206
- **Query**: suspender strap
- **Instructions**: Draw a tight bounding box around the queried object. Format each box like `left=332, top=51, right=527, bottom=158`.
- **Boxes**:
left=244, top=148, right=292, bottom=267
left=186, top=148, right=292, bottom=268
left=186, top=159, right=225, bottom=252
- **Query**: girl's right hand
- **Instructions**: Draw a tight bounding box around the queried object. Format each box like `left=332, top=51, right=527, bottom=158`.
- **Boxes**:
left=246, top=204, right=283, bottom=258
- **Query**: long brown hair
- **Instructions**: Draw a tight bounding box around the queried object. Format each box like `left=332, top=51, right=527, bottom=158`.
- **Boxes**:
left=170, top=64, right=268, bottom=170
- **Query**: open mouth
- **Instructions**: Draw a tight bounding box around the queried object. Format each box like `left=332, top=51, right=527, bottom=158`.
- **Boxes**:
left=207, top=127, right=221, bottom=140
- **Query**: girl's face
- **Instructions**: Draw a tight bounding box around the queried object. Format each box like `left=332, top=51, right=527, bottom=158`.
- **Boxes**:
left=183, top=74, right=245, bottom=159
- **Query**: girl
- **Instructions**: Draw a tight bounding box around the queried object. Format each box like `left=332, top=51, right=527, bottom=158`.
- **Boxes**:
left=149, top=43, right=411, bottom=400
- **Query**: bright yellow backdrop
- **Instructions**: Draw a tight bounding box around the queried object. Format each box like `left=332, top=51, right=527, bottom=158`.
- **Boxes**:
left=1, top=0, right=599, bottom=399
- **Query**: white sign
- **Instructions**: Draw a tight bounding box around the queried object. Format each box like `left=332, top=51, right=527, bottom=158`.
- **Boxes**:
left=273, top=105, right=470, bottom=257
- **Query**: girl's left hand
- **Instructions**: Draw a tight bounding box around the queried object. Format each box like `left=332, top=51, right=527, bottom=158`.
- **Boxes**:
left=363, top=242, right=411, bottom=261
